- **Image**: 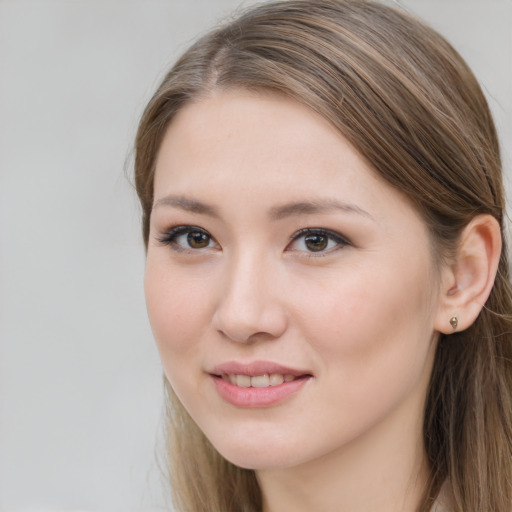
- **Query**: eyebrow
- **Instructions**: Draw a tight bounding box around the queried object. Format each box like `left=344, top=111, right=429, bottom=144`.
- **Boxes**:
left=152, top=194, right=373, bottom=221
left=269, top=199, right=374, bottom=221
left=152, top=195, right=221, bottom=218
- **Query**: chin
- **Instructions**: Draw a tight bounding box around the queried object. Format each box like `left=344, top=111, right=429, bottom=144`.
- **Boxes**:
left=218, top=446, right=296, bottom=471
left=205, top=427, right=311, bottom=471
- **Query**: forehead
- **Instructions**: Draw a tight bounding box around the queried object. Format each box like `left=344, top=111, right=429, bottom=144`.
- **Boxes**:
left=156, top=90, right=373, bottom=191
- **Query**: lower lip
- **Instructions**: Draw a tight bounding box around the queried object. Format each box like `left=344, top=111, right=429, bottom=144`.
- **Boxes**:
left=211, top=375, right=310, bottom=408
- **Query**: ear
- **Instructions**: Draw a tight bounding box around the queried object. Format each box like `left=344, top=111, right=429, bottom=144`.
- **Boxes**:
left=435, top=214, right=502, bottom=334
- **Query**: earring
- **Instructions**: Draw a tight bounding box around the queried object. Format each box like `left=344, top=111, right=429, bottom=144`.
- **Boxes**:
left=449, top=316, right=458, bottom=330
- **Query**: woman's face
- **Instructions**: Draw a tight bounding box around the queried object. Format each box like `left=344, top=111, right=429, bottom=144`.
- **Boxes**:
left=145, top=90, right=443, bottom=470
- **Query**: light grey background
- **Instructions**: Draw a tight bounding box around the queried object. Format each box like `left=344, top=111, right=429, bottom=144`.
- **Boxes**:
left=1, top=1, right=510, bottom=511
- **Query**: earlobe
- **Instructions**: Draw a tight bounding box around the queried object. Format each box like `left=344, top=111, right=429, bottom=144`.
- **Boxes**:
left=435, top=214, right=502, bottom=334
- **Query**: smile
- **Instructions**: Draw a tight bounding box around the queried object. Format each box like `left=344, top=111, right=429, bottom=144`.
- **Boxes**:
left=221, top=373, right=297, bottom=388
left=209, top=362, right=312, bottom=407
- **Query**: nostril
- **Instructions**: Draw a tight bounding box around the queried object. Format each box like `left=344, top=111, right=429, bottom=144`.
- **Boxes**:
left=216, top=328, right=282, bottom=344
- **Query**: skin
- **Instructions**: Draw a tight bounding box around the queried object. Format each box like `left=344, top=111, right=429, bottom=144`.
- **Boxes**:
left=145, top=90, right=450, bottom=512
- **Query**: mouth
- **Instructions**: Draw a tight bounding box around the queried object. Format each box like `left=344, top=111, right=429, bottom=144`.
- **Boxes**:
left=209, top=361, right=313, bottom=407
left=217, top=373, right=305, bottom=388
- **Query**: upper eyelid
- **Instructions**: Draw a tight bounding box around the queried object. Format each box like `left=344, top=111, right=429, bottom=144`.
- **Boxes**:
left=284, top=228, right=351, bottom=259
left=289, top=227, right=350, bottom=244
left=158, top=224, right=210, bottom=235
left=157, top=225, right=216, bottom=246
left=157, top=223, right=210, bottom=235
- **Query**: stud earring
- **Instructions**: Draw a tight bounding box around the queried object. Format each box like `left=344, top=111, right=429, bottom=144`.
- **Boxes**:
left=449, top=316, right=458, bottom=330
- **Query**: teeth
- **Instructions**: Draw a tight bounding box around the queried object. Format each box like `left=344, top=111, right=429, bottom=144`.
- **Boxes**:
left=224, top=373, right=297, bottom=388
left=251, top=374, right=270, bottom=388
left=269, top=373, right=284, bottom=386
left=236, top=375, right=251, bottom=388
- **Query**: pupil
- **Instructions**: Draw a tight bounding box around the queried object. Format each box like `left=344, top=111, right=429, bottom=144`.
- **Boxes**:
left=305, top=234, right=328, bottom=251
left=188, top=231, right=209, bottom=248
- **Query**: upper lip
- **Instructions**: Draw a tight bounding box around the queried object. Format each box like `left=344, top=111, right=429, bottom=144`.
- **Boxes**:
left=210, top=360, right=312, bottom=377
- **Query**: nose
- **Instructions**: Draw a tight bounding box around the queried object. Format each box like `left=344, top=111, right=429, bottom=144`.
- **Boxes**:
left=212, top=251, right=288, bottom=344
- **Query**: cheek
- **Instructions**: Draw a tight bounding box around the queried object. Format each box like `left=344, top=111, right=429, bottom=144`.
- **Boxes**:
left=293, top=257, right=436, bottom=377
left=144, top=259, right=211, bottom=357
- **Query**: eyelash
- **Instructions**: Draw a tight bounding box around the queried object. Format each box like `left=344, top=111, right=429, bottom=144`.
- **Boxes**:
left=157, top=225, right=350, bottom=255
left=157, top=225, right=219, bottom=252
left=287, top=228, right=351, bottom=255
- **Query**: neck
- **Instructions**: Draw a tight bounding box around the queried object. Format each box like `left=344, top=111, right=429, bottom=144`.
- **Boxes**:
left=257, top=399, right=429, bottom=512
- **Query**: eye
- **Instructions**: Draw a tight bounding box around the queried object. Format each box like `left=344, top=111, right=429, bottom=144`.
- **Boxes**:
left=287, top=228, right=350, bottom=254
left=157, top=225, right=218, bottom=251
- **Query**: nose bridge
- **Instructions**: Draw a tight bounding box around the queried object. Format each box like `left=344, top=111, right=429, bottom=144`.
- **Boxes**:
left=213, top=245, right=286, bottom=343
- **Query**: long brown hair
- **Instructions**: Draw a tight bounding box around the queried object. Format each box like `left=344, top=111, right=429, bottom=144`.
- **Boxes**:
left=134, top=1, right=512, bottom=510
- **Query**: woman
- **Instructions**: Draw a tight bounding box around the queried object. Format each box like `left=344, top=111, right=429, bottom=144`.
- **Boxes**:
left=134, top=1, right=512, bottom=511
